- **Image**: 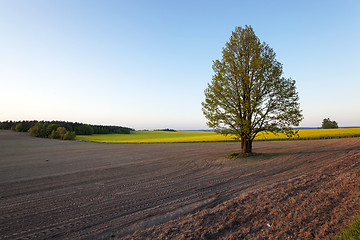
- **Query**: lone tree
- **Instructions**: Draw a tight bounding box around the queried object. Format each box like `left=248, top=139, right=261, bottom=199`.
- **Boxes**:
left=202, top=26, right=303, bottom=154
left=321, top=118, right=338, bottom=129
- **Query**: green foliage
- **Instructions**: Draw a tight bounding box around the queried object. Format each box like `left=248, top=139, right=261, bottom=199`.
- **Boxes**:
left=62, top=131, right=76, bottom=140
left=154, top=128, right=176, bottom=132
left=0, top=120, right=133, bottom=135
left=75, top=124, right=94, bottom=135
left=202, top=25, right=303, bottom=153
left=0, top=120, right=37, bottom=131
left=15, top=123, right=25, bottom=132
left=56, top=127, right=67, bottom=137
left=0, top=120, right=15, bottom=129
left=91, top=125, right=132, bottom=134
left=335, top=215, right=360, bottom=239
left=322, top=118, right=338, bottom=129
left=49, top=130, right=60, bottom=139
left=48, top=127, right=76, bottom=140
left=28, top=122, right=49, bottom=138
left=355, top=169, right=360, bottom=175
left=46, top=124, right=59, bottom=136
left=28, top=125, right=39, bottom=137
left=28, top=123, right=76, bottom=140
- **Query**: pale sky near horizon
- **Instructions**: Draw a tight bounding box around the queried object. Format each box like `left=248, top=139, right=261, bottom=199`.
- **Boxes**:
left=1, top=0, right=359, bottom=130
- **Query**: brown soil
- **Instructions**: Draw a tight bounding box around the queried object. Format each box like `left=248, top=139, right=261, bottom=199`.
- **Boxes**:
left=0, top=130, right=359, bottom=239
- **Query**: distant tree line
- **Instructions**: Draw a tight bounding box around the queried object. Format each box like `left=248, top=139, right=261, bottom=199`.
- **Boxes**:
left=154, top=128, right=177, bottom=132
left=0, top=120, right=134, bottom=140
left=91, top=125, right=134, bottom=134
left=2, top=120, right=38, bottom=132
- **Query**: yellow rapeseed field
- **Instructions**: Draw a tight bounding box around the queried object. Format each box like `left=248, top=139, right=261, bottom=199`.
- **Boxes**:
left=76, top=128, right=360, bottom=143
left=255, top=128, right=360, bottom=141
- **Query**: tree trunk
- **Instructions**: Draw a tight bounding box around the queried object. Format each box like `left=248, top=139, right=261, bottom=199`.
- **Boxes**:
left=241, top=139, right=252, bottom=154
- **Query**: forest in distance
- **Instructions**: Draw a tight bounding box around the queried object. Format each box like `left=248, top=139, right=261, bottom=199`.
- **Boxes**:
left=0, top=120, right=134, bottom=135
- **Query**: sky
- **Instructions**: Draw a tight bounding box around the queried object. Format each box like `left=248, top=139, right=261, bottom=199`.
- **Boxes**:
left=1, top=0, right=359, bottom=130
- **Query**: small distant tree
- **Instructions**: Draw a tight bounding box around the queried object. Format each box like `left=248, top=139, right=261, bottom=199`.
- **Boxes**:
left=321, top=118, right=338, bottom=129
left=56, top=127, right=67, bottom=137
left=28, top=122, right=47, bottom=137
left=62, top=131, right=76, bottom=140
left=202, top=26, right=303, bottom=154
left=46, top=124, right=59, bottom=137
left=49, top=130, right=60, bottom=139
left=15, top=123, right=24, bottom=132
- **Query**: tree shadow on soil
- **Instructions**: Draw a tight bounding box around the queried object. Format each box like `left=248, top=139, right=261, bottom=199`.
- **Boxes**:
left=210, top=152, right=282, bottom=168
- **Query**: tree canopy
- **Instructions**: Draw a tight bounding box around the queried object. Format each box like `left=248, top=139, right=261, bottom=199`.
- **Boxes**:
left=202, top=25, right=303, bottom=154
left=0, top=120, right=134, bottom=134
left=321, top=118, right=338, bottom=129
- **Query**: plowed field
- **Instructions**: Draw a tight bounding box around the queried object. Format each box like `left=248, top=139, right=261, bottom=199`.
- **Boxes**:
left=0, top=130, right=359, bottom=239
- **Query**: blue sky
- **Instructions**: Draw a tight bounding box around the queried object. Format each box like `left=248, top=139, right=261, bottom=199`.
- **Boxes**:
left=1, top=0, right=359, bottom=129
